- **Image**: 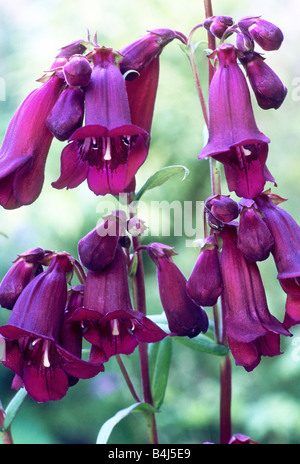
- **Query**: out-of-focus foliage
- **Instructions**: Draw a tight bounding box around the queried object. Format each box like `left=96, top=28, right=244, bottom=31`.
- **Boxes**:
left=1, top=0, right=300, bottom=445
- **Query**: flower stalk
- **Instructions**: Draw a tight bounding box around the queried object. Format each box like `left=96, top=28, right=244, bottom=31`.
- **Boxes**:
left=203, top=0, right=232, bottom=445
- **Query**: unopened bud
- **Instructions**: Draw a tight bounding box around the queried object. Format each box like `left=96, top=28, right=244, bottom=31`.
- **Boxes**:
left=240, top=52, right=287, bottom=110
left=63, top=56, right=92, bottom=87
left=46, top=86, right=84, bottom=141
left=238, top=16, right=284, bottom=51
left=204, top=15, right=234, bottom=39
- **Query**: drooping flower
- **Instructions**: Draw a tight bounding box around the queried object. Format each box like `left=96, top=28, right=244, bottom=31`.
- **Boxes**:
left=186, top=235, right=224, bottom=307
left=0, top=74, right=64, bottom=209
left=67, top=244, right=167, bottom=363
left=0, top=253, right=103, bottom=402
left=78, top=211, right=127, bottom=272
left=199, top=43, right=274, bottom=199
left=52, top=47, right=150, bottom=196
left=146, top=243, right=209, bottom=338
left=46, top=86, right=85, bottom=141
left=203, top=15, right=234, bottom=39
left=0, top=248, right=50, bottom=310
left=219, top=225, right=290, bottom=370
left=237, top=198, right=274, bottom=262
left=255, top=192, right=300, bottom=296
left=238, top=16, right=284, bottom=51
left=239, top=52, right=287, bottom=110
left=205, top=194, right=239, bottom=230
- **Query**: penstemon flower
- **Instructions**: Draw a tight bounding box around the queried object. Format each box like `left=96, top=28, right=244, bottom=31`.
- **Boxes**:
left=67, top=244, right=167, bottom=363
left=0, top=253, right=103, bottom=402
left=199, top=43, right=274, bottom=199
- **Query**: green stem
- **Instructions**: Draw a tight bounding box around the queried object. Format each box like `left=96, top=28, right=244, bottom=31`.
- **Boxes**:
left=203, top=0, right=232, bottom=445
left=116, top=355, right=141, bottom=403
left=131, top=233, right=158, bottom=444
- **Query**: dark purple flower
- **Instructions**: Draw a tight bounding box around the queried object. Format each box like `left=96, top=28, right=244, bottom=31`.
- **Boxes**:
left=227, top=331, right=282, bottom=372
left=52, top=47, right=149, bottom=196
left=186, top=235, right=224, bottom=307
left=67, top=244, right=166, bottom=362
left=146, top=243, right=209, bottom=338
left=219, top=225, right=290, bottom=369
left=240, top=52, right=287, bottom=110
left=78, top=211, right=127, bottom=272
left=203, top=15, right=234, bottom=39
left=237, top=198, right=274, bottom=262
left=205, top=194, right=239, bottom=230
left=46, top=86, right=85, bottom=141
left=255, top=193, right=300, bottom=296
left=0, top=253, right=103, bottom=402
left=63, top=55, right=92, bottom=87
left=199, top=44, right=273, bottom=199
left=238, top=16, right=284, bottom=51
left=118, top=28, right=186, bottom=78
left=0, top=75, right=64, bottom=209
left=0, top=248, right=49, bottom=310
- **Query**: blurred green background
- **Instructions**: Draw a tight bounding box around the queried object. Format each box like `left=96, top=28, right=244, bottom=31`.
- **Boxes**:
left=1, top=0, right=300, bottom=445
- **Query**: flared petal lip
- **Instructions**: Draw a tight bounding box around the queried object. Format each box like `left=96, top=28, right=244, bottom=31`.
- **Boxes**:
left=278, top=271, right=300, bottom=280
left=199, top=135, right=270, bottom=159
left=0, top=324, right=55, bottom=343
left=69, top=124, right=147, bottom=141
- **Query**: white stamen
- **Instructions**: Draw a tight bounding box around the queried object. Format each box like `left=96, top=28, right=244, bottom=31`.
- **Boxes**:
left=92, top=137, right=98, bottom=149
left=43, top=340, right=51, bottom=368
left=243, top=147, right=252, bottom=157
left=111, top=319, right=120, bottom=336
left=131, top=321, right=136, bottom=332
left=103, top=138, right=112, bottom=161
left=31, top=338, right=41, bottom=347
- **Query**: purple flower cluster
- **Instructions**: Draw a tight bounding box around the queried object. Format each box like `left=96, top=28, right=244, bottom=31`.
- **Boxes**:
left=0, top=216, right=167, bottom=402
left=0, top=30, right=185, bottom=209
left=184, top=16, right=298, bottom=371
left=200, top=16, right=287, bottom=199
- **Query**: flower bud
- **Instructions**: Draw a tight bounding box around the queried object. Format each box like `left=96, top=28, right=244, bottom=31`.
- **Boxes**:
left=146, top=243, right=209, bottom=338
left=237, top=199, right=274, bottom=261
left=186, top=236, right=223, bottom=307
left=238, top=17, right=284, bottom=51
left=63, top=56, right=92, bottom=87
left=240, top=52, right=287, bottom=110
left=0, top=248, right=46, bottom=310
left=127, top=217, right=147, bottom=237
left=46, top=86, right=84, bottom=141
left=204, top=15, right=234, bottom=39
left=119, top=29, right=186, bottom=79
left=236, top=32, right=254, bottom=54
left=78, top=211, right=127, bottom=271
left=205, top=195, right=239, bottom=229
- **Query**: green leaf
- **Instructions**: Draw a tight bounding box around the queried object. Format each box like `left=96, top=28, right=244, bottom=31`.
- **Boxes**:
left=0, top=232, right=8, bottom=239
left=149, top=338, right=172, bottom=409
left=134, top=165, right=189, bottom=202
left=3, top=388, right=27, bottom=431
left=173, top=334, right=229, bottom=356
left=96, top=402, right=157, bottom=444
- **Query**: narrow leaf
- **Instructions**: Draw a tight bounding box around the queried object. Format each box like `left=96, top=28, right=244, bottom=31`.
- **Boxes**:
left=134, top=165, right=189, bottom=201
left=173, top=334, right=229, bottom=356
left=96, top=402, right=157, bottom=444
left=3, top=388, right=27, bottom=431
left=150, top=338, right=172, bottom=409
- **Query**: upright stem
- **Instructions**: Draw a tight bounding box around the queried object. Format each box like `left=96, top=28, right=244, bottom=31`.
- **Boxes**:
left=203, top=0, right=232, bottom=445
left=132, top=234, right=158, bottom=444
